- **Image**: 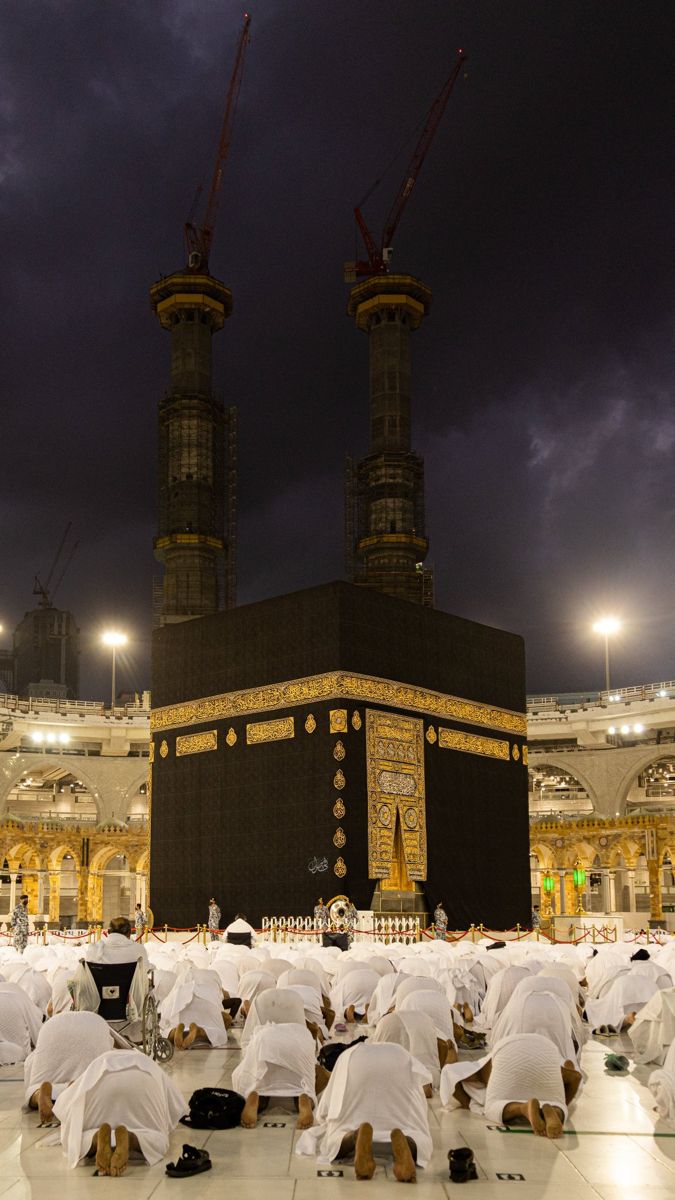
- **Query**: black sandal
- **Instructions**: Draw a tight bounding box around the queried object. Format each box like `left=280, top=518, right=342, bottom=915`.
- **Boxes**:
left=449, top=1146, right=478, bottom=1182
left=166, top=1145, right=212, bottom=1177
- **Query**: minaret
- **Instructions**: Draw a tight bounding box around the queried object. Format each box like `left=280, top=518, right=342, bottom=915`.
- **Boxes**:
left=150, top=270, right=236, bottom=622
left=346, top=273, right=434, bottom=606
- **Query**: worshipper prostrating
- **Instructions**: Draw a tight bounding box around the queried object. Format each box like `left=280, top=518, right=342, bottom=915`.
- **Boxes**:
left=440, top=1031, right=582, bottom=1138
left=160, top=967, right=230, bottom=1049
left=0, top=981, right=43, bottom=1062
left=24, top=1011, right=114, bottom=1124
left=232, top=989, right=317, bottom=1129
left=296, top=1041, right=432, bottom=1180
left=52, top=1049, right=187, bottom=1174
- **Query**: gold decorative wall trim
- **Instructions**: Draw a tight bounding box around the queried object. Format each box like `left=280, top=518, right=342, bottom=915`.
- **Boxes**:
left=330, top=709, right=348, bottom=733
left=176, top=730, right=218, bottom=757
left=148, top=742, right=155, bottom=764
left=438, top=727, right=510, bottom=761
left=159, top=740, right=169, bottom=759
left=333, top=740, right=346, bottom=761
left=246, top=716, right=295, bottom=745
left=352, top=711, right=362, bottom=731
left=151, top=671, right=526, bottom=737
left=305, top=714, right=316, bottom=733
left=333, top=827, right=346, bottom=848
left=226, top=727, right=237, bottom=747
left=333, top=769, right=346, bottom=790
left=333, top=799, right=346, bottom=819
left=334, top=857, right=347, bottom=878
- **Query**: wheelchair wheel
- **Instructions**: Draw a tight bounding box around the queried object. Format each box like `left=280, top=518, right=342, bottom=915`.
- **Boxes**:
left=155, top=1036, right=174, bottom=1063
left=141, top=991, right=158, bottom=1057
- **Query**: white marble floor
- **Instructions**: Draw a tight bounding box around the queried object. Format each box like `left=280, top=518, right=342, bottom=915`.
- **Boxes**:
left=1, top=1029, right=674, bottom=1199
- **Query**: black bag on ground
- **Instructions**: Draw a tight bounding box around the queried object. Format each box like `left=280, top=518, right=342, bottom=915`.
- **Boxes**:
left=318, top=1035, right=368, bottom=1072
left=180, top=1087, right=245, bottom=1129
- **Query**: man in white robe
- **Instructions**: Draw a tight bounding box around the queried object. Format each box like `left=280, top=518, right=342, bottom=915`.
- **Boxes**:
left=52, top=1049, right=186, bottom=1174
left=84, top=917, right=149, bottom=968
left=441, top=1032, right=581, bottom=1138
left=490, top=977, right=583, bottom=1064
left=371, top=1009, right=453, bottom=1091
left=0, top=982, right=43, bottom=1061
left=649, top=1038, right=675, bottom=1125
left=24, top=1010, right=114, bottom=1123
left=233, top=989, right=317, bottom=1130
left=330, top=967, right=380, bottom=1023
left=628, top=987, right=675, bottom=1065
left=297, top=1041, right=432, bottom=1180
left=160, top=966, right=229, bottom=1049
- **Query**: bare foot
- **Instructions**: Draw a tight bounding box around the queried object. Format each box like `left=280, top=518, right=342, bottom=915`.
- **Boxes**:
left=463, top=1002, right=474, bottom=1024
left=241, top=1091, right=260, bottom=1128
left=296, top=1093, right=313, bottom=1130
left=110, top=1125, right=129, bottom=1176
left=95, top=1123, right=112, bottom=1175
left=316, top=1063, right=331, bottom=1094
left=437, top=1038, right=448, bottom=1069
left=453, top=1082, right=472, bottom=1110
left=38, top=1081, right=53, bottom=1124
left=322, top=1006, right=335, bottom=1031
left=183, top=1022, right=203, bottom=1049
left=170, top=1025, right=185, bottom=1050
left=346, top=1004, right=356, bottom=1023
left=526, top=1098, right=546, bottom=1136
left=391, top=1128, right=416, bottom=1183
left=623, top=1012, right=637, bottom=1028
left=423, top=1083, right=433, bottom=1099
left=222, top=1010, right=233, bottom=1029
left=445, top=1040, right=458, bottom=1065
left=542, top=1104, right=564, bottom=1138
left=355, top=1122, right=375, bottom=1180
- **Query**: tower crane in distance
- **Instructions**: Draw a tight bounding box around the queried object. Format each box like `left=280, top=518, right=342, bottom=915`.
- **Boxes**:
left=184, top=12, right=252, bottom=273
left=344, top=49, right=467, bottom=282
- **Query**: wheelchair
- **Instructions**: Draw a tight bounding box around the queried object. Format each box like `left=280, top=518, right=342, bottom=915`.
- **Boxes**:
left=80, top=958, right=174, bottom=1063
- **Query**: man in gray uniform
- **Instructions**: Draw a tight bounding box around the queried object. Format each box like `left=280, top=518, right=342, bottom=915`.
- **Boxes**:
left=11, top=893, right=30, bottom=953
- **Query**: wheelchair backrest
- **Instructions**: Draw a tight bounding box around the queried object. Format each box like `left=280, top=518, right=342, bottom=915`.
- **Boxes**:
left=87, top=959, right=139, bottom=1020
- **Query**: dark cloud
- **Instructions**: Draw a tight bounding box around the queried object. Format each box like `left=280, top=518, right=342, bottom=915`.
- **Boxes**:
left=1, top=0, right=674, bottom=700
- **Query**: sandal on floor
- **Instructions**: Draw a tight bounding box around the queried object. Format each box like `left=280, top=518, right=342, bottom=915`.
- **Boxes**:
left=449, top=1147, right=478, bottom=1182
left=604, top=1054, right=630, bottom=1073
left=166, top=1145, right=212, bottom=1177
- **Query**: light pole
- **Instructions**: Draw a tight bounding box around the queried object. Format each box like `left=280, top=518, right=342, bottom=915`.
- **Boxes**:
left=592, top=617, right=621, bottom=694
left=102, top=631, right=127, bottom=711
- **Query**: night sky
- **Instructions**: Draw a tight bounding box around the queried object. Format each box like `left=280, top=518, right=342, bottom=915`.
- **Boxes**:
left=2, top=1, right=674, bottom=702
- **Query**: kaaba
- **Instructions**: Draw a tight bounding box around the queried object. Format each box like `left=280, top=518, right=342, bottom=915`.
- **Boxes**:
left=150, top=580, right=530, bottom=930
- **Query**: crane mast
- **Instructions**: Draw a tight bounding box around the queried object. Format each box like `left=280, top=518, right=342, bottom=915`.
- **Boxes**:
left=346, top=49, right=466, bottom=280
left=184, top=12, right=252, bottom=271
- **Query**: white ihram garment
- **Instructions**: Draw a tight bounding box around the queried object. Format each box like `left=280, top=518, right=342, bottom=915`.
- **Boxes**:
left=628, top=988, right=675, bottom=1065
left=52, top=1049, right=187, bottom=1166
left=371, top=1010, right=441, bottom=1089
left=239, top=970, right=277, bottom=1004
left=23, top=1011, right=114, bottom=1104
left=330, top=968, right=380, bottom=1017
left=0, top=983, right=43, bottom=1058
left=240, top=988, right=306, bottom=1051
left=491, top=990, right=578, bottom=1065
left=477, top=966, right=531, bottom=1031
left=397, top=988, right=455, bottom=1042
left=296, top=1042, right=433, bottom=1167
left=440, top=1033, right=568, bottom=1121
left=159, top=968, right=228, bottom=1046
left=232, top=1022, right=317, bottom=1102
left=366, top=973, right=404, bottom=1025
left=84, top=933, right=149, bottom=968
left=585, top=963, right=666, bottom=1031
left=649, top=1039, right=675, bottom=1124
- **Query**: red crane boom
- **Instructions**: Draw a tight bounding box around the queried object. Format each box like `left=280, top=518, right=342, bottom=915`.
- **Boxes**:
left=347, top=49, right=467, bottom=280
left=185, top=12, right=252, bottom=270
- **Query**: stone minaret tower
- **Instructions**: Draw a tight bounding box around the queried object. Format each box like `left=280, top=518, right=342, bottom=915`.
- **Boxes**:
left=346, top=273, right=434, bottom=606
left=150, top=270, right=236, bottom=623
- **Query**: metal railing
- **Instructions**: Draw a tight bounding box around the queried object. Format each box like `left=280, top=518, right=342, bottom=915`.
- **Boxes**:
left=260, top=915, right=420, bottom=944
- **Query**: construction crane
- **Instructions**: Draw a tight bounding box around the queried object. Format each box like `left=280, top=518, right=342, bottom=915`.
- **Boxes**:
left=344, top=49, right=467, bottom=282
left=184, top=12, right=252, bottom=272
left=33, top=523, right=79, bottom=608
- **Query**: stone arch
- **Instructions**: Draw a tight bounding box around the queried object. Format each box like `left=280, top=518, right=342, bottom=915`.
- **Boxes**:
left=528, top=756, right=599, bottom=812
left=617, top=749, right=675, bottom=812
left=48, top=843, right=81, bottom=871
left=529, top=842, right=555, bottom=870
left=0, top=756, right=104, bottom=820
left=563, top=840, right=597, bottom=868
left=120, top=769, right=151, bottom=819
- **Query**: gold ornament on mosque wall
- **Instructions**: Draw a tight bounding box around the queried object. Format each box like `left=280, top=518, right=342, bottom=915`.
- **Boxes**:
left=333, top=827, right=346, bottom=848
left=159, top=740, right=169, bottom=759
left=246, top=716, right=295, bottom=744
left=426, top=725, right=437, bottom=744
left=176, top=730, right=217, bottom=757
left=522, top=745, right=528, bottom=764
left=305, top=713, right=317, bottom=733
left=351, top=710, right=362, bottom=731
left=330, top=709, right=348, bottom=733
left=226, top=727, right=237, bottom=747
left=148, top=742, right=155, bottom=764
left=511, top=743, right=520, bottom=761
left=334, top=857, right=347, bottom=878
left=333, top=798, right=346, bottom=819
left=333, top=769, right=346, bottom=790
left=333, top=740, right=346, bottom=761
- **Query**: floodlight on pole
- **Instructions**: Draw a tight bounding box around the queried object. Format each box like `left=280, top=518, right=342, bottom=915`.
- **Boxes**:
left=102, top=631, right=128, bottom=711
left=592, top=617, right=621, bottom=694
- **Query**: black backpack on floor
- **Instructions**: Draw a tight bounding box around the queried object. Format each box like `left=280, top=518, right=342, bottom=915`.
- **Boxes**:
left=180, top=1087, right=246, bottom=1129
left=318, top=1035, right=368, bottom=1072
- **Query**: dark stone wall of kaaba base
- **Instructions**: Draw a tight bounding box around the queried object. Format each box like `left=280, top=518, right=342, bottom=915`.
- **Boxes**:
left=150, top=582, right=530, bottom=928
left=152, top=581, right=525, bottom=714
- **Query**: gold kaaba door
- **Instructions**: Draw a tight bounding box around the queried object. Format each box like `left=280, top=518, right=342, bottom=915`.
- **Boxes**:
left=365, top=709, right=427, bottom=888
